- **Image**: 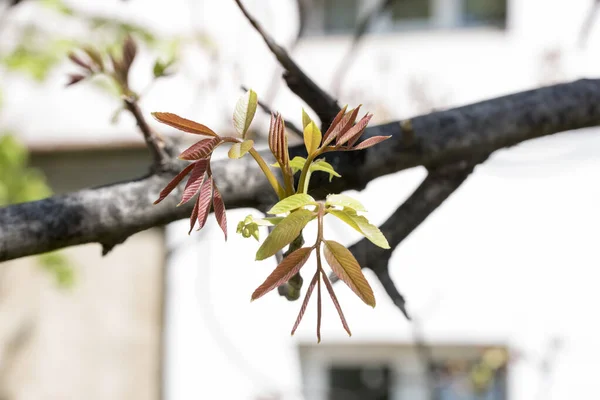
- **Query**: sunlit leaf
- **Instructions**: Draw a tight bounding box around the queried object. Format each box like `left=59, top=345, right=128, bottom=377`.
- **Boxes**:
left=228, top=139, right=254, bottom=159
left=303, top=121, right=322, bottom=155
left=152, top=112, right=219, bottom=137
left=233, top=89, right=258, bottom=137
left=322, top=272, right=351, bottom=337
left=82, top=46, right=104, bottom=70
left=325, top=194, right=366, bottom=212
left=350, top=136, right=391, bottom=151
left=251, top=247, right=313, bottom=301
left=179, top=137, right=221, bottom=160
left=195, top=176, right=213, bottom=230
left=301, top=108, right=312, bottom=129
left=328, top=209, right=390, bottom=249
left=267, top=193, right=316, bottom=215
left=256, top=209, right=315, bottom=261
left=310, top=159, right=341, bottom=182
left=338, top=113, right=373, bottom=146
left=178, top=159, right=208, bottom=205
left=271, top=156, right=306, bottom=174
left=154, top=163, right=195, bottom=204
left=323, top=240, right=375, bottom=307
left=212, top=182, right=227, bottom=240
left=291, top=271, right=319, bottom=336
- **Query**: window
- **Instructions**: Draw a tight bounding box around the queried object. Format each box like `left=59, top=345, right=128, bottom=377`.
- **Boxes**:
left=299, top=344, right=508, bottom=400
left=305, top=0, right=507, bottom=36
left=329, top=365, right=392, bottom=400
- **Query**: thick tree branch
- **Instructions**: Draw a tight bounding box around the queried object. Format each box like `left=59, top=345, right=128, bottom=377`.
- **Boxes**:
left=233, top=0, right=341, bottom=126
left=2, top=79, right=600, bottom=261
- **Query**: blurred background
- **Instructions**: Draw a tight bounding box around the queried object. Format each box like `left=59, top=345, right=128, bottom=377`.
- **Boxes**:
left=1, top=0, right=600, bottom=399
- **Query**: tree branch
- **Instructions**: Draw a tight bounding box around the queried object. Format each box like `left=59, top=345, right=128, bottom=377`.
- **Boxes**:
left=233, top=0, right=341, bottom=126
left=2, top=79, right=600, bottom=261
left=122, top=96, right=172, bottom=170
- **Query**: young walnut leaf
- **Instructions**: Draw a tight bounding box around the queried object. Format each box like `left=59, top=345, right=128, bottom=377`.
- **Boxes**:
left=195, top=176, right=213, bottom=230
left=154, top=162, right=196, bottom=204
left=328, top=209, right=390, bottom=249
left=178, top=159, right=208, bottom=206
left=323, top=240, right=376, bottom=307
left=323, top=106, right=360, bottom=147
left=228, top=139, right=254, bottom=159
left=322, top=272, right=352, bottom=337
left=268, top=113, right=290, bottom=170
left=271, top=156, right=305, bottom=174
left=303, top=121, right=322, bottom=154
left=350, top=136, right=392, bottom=151
left=267, top=194, right=316, bottom=215
left=212, top=182, right=227, bottom=240
left=251, top=247, right=313, bottom=301
left=325, top=194, right=366, bottom=212
left=179, top=137, right=221, bottom=160
left=301, top=108, right=312, bottom=129
left=338, top=113, right=373, bottom=147
left=291, top=271, right=319, bottom=336
left=323, top=105, right=348, bottom=143
left=152, top=112, right=219, bottom=137
left=188, top=195, right=201, bottom=234
left=233, top=89, right=258, bottom=138
left=256, top=209, right=315, bottom=261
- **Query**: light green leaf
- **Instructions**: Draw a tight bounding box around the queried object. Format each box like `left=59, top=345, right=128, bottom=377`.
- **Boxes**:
left=323, top=240, right=375, bottom=307
left=268, top=194, right=316, bottom=215
left=228, top=139, right=254, bottom=159
left=303, top=121, right=322, bottom=154
left=310, top=159, right=341, bottom=182
left=326, top=194, right=366, bottom=212
left=256, top=209, right=315, bottom=260
left=272, top=156, right=307, bottom=174
left=328, top=209, right=390, bottom=249
left=301, top=108, right=312, bottom=129
left=233, top=89, right=258, bottom=137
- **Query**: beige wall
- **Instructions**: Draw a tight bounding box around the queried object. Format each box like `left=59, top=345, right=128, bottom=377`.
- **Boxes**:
left=0, top=147, right=165, bottom=400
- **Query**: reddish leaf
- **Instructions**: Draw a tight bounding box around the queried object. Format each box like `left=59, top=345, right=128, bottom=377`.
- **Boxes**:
left=66, top=74, right=86, bottom=87
left=179, top=137, right=221, bottom=160
left=350, top=135, right=392, bottom=151
left=323, top=240, right=376, bottom=307
left=251, top=247, right=313, bottom=301
left=122, top=34, right=137, bottom=73
left=323, top=106, right=360, bottom=147
left=154, top=163, right=195, bottom=204
left=339, top=113, right=373, bottom=147
left=196, top=176, right=213, bottom=230
left=68, top=52, right=92, bottom=71
left=291, top=271, right=319, bottom=336
left=152, top=112, right=219, bottom=137
left=322, top=272, right=352, bottom=337
left=268, top=113, right=289, bottom=169
left=212, top=182, right=228, bottom=240
left=322, top=105, right=348, bottom=143
left=188, top=195, right=201, bottom=235
left=178, top=159, right=208, bottom=206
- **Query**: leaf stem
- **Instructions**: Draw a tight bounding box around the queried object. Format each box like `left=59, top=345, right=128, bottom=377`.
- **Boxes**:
left=248, top=148, right=286, bottom=199
left=297, top=149, right=323, bottom=194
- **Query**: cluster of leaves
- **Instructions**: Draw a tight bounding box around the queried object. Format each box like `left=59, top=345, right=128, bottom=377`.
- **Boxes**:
left=152, top=90, right=391, bottom=341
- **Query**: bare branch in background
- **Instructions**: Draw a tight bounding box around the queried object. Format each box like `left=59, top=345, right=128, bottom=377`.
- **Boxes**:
left=233, top=0, right=341, bottom=127
left=331, top=0, right=397, bottom=97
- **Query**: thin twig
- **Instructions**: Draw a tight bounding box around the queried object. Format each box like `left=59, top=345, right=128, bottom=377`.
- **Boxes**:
left=331, top=0, right=397, bottom=96
left=233, top=0, right=340, bottom=127
left=122, top=96, right=171, bottom=169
